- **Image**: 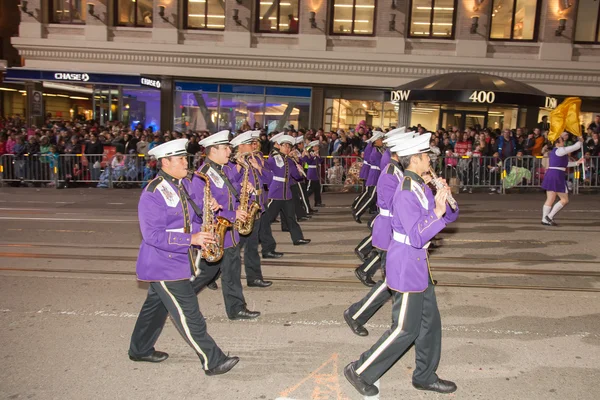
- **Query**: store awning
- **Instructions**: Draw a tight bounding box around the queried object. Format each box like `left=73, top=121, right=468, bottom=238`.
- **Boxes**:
left=387, top=72, right=556, bottom=108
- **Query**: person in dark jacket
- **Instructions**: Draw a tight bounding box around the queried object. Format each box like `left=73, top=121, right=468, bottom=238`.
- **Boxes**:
left=85, top=134, right=104, bottom=181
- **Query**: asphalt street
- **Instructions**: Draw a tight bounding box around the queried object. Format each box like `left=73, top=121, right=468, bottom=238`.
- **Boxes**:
left=0, top=187, right=599, bottom=400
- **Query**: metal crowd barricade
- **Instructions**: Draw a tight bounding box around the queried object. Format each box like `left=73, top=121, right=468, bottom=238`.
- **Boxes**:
left=435, top=155, right=503, bottom=194
left=0, top=154, right=59, bottom=186
left=320, top=155, right=363, bottom=193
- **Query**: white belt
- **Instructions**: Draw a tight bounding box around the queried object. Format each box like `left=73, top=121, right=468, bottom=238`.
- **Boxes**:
left=549, top=167, right=566, bottom=171
left=370, top=166, right=380, bottom=170
left=308, top=165, right=317, bottom=169
left=380, top=209, right=393, bottom=217
left=166, top=228, right=184, bottom=233
left=364, top=161, right=370, bottom=166
left=393, top=231, right=430, bottom=249
left=273, top=176, right=287, bottom=182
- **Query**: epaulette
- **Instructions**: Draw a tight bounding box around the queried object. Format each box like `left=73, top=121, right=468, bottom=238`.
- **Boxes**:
left=146, top=176, right=163, bottom=192
left=199, top=163, right=211, bottom=174
left=385, top=164, right=395, bottom=175
left=401, top=176, right=412, bottom=191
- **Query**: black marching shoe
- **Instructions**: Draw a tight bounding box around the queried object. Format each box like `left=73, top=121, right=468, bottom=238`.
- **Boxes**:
left=542, top=216, right=558, bottom=226
left=293, top=239, right=311, bottom=245
left=129, top=351, right=169, bottom=363
left=315, top=203, right=325, bottom=207
left=207, top=282, right=219, bottom=290
left=354, top=268, right=376, bottom=287
left=343, top=309, right=368, bottom=336
left=297, top=216, right=310, bottom=222
left=247, top=279, right=273, bottom=288
left=344, top=362, right=379, bottom=396
left=205, top=355, right=240, bottom=376
left=230, top=308, right=261, bottom=320
left=413, top=379, right=457, bottom=394
left=262, top=251, right=284, bottom=259
left=354, top=248, right=367, bottom=263
left=309, top=209, right=319, bottom=213
left=353, top=211, right=363, bottom=224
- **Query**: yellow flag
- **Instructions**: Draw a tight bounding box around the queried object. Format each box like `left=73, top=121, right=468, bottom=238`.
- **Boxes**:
left=548, top=97, right=582, bottom=142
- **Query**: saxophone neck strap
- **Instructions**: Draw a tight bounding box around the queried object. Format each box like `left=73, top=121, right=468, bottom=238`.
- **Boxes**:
left=200, top=161, right=240, bottom=203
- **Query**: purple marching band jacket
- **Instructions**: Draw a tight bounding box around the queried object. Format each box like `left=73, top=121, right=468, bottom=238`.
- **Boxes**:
left=359, top=142, right=373, bottom=180
left=135, top=170, right=201, bottom=282
left=379, top=148, right=391, bottom=171
left=302, top=153, right=321, bottom=181
left=372, top=159, right=404, bottom=251
left=365, top=146, right=383, bottom=187
left=386, top=170, right=459, bottom=293
left=189, top=159, right=242, bottom=249
left=288, top=149, right=304, bottom=187
left=265, top=150, right=304, bottom=201
left=248, top=152, right=272, bottom=212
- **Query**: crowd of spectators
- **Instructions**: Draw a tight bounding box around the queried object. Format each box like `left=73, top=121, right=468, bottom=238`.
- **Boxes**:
left=0, top=113, right=599, bottom=190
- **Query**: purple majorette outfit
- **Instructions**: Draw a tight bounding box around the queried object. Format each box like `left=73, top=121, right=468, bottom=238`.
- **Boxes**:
left=541, top=142, right=581, bottom=193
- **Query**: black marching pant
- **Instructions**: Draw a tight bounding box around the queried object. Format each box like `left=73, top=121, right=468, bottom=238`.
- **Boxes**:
left=348, top=252, right=390, bottom=326
left=354, top=283, right=442, bottom=386
left=129, top=279, right=226, bottom=370
left=239, top=215, right=264, bottom=282
left=280, top=184, right=308, bottom=230
left=264, top=199, right=304, bottom=250
left=306, top=179, right=322, bottom=206
left=355, top=234, right=374, bottom=260
left=258, top=211, right=277, bottom=257
left=197, top=245, right=247, bottom=319
left=358, top=249, right=382, bottom=278
left=352, top=181, right=367, bottom=210
left=354, top=186, right=377, bottom=219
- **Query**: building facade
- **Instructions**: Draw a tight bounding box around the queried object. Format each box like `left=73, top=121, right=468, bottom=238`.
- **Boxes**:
left=3, top=0, right=600, bottom=132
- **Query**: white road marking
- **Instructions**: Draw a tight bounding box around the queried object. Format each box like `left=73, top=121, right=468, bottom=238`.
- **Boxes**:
left=0, top=217, right=137, bottom=222
left=108, top=202, right=125, bottom=205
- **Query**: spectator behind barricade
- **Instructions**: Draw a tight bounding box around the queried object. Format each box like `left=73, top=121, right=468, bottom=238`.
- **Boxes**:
left=6, top=131, right=17, bottom=154
left=327, top=158, right=344, bottom=185
left=85, top=134, right=104, bottom=181
left=586, top=132, right=599, bottom=156
left=497, top=130, right=517, bottom=160
left=486, top=151, right=502, bottom=193
left=111, top=152, right=126, bottom=169
left=429, top=139, right=441, bottom=170
left=137, top=134, right=149, bottom=156
left=148, top=134, right=161, bottom=151
left=582, top=151, right=598, bottom=186
left=329, top=132, right=339, bottom=155
left=0, top=133, right=6, bottom=156
left=538, top=116, right=550, bottom=132
left=124, top=133, right=138, bottom=154
left=588, top=114, right=600, bottom=133
left=186, top=135, right=201, bottom=155
left=260, top=132, right=270, bottom=155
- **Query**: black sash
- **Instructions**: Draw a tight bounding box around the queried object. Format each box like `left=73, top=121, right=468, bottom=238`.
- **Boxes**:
left=200, top=161, right=240, bottom=202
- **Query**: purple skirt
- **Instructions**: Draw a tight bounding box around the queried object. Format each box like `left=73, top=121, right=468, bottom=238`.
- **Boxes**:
left=541, top=169, right=567, bottom=193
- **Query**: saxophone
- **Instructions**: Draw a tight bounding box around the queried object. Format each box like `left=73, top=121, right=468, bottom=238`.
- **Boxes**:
left=195, top=171, right=232, bottom=263
left=235, top=155, right=262, bottom=235
left=428, top=166, right=458, bottom=211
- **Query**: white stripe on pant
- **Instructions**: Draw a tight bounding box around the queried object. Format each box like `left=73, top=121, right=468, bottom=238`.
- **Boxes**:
left=352, top=280, right=388, bottom=320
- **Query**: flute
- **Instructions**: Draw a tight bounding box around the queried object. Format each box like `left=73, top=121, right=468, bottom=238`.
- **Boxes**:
left=428, top=166, right=457, bottom=211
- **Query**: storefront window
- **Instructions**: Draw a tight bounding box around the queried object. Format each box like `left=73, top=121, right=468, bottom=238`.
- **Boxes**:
left=122, top=88, right=161, bottom=132
left=408, top=0, right=456, bottom=38
left=331, top=0, right=376, bottom=35
left=324, top=99, right=397, bottom=131
left=412, top=105, right=440, bottom=131
left=115, top=0, right=153, bottom=27
left=489, top=0, right=539, bottom=41
left=186, top=0, right=226, bottom=30
left=257, top=0, right=300, bottom=33
left=574, top=0, right=600, bottom=43
left=174, top=83, right=311, bottom=132
left=51, top=0, right=86, bottom=24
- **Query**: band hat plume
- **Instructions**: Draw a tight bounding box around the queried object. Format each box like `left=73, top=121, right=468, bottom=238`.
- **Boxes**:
left=391, top=132, right=432, bottom=157
left=270, top=132, right=284, bottom=142
left=199, top=130, right=230, bottom=147
left=548, top=97, right=582, bottom=143
left=276, top=135, right=296, bottom=145
left=148, top=138, right=189, bottom=159
left=384, top=126, right=406, bottom=138
left=230, top=131, right=254, bottom=148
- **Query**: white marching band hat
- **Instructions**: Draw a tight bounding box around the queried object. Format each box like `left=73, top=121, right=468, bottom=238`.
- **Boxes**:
left=367, top=131, right=385, bottom=143
left=276, top=135, right=296, bottom=145
left=270, top=132, right=284, bottom=142
left=230, top=131, right=254, bottom=148
left=383, top=130, right=417, bottom=146
left=250, top=130, right=261, bottom=140
left=307, top=140, right=319, bottom=149
left=148, top=138, right=189, bottom=159
left=384, top=126, right=406, bottom=138
left=295, top=136, right=305, bottom=145
left=391, top=132, right=432, bottom=157
left=199, top=130, right=230, bottom=147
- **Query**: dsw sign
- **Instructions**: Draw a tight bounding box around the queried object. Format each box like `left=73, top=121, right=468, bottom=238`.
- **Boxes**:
left=390, top=90, right=411, bottom=102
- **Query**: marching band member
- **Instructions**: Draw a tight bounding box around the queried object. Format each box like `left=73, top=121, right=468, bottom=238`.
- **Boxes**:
left=352, top=137, right=374, bottom=210
left=353, top=129, right=417, bottom=286
left=353, top=131, right=385, bottom=223
left=541, top=133, right=584, bottom=226
left=129, top=138, right=239, bottom=376
left=190, top=130, right=261, bottom=320
left=304, top=140, right=325, bottom=208
left=345, top=133, right=459, bottom=396
left=230, top=131, right=273, bottom=287
left=262, top=135, right=311, bottom=250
